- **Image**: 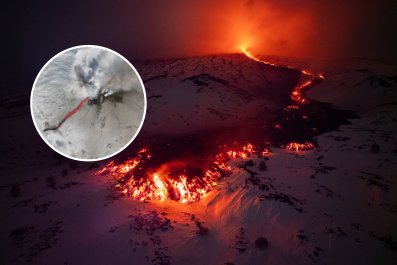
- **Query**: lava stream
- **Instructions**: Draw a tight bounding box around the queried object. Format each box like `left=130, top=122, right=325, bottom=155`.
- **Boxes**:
left=96, top=144, right=270, bottom=203
left=242, top=48, right=322, bottom=151
left=241, top=48, right=324, bottom=105
left=96, top=51, right=330, bottom=203
left=44, top=97, right=90, bottom=131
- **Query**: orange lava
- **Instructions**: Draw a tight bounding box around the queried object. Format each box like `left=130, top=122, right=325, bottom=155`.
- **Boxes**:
left=96, top=144, right=269, bottom=203
left=241, top=48, right=324, bottom=105
left=284, top=142, right=315, bottom=152
left=242, top=48, right=322, bottom=152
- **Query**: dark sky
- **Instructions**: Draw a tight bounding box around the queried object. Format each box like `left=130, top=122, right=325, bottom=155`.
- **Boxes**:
left=3, top=0, right=397, bottom=95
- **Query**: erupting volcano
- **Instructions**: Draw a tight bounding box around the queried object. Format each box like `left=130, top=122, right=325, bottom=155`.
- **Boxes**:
left=3, top=1, right=397, bottom=264
left=96, top=144, right=270, bottom=203
left=96, top=50, right=353, bottom=203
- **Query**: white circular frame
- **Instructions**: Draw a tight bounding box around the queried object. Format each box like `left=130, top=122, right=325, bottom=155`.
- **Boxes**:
left=30, top=45, right=147, bottom=162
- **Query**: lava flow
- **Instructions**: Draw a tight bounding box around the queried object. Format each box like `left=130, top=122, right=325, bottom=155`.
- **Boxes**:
left=242, top=48, right=324, bottom=105
left=44, top=97, right=90, bottom=131
left=95, top=51, right=353, bottom=204
left=284, top=142, right=315, bottom=152
left=96, top=144, right=269, bottom=203
left=242, top=48, right=324, bottom=151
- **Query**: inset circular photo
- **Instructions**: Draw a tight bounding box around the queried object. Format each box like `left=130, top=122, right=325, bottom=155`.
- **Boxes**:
left=31, top=45, right=146, bottom=161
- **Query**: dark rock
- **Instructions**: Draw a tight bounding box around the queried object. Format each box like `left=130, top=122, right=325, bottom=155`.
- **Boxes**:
left=245, top=160, right=255, bottom=167
left=370, top=143, right=380, bottom=153
left=10, top=184, right=21, bottom=197
left=258, top=161, right=267, bottom=171
left=255, top=237, right=268, bottom=249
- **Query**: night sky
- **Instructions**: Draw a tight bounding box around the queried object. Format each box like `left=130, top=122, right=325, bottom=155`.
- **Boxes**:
left=3, top=0, right=397, bottom=95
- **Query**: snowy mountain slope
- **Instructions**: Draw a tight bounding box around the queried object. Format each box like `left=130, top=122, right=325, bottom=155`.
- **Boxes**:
left=1, top=54, right=397, bottom=265
left=135, top=54, right=301, bottom=136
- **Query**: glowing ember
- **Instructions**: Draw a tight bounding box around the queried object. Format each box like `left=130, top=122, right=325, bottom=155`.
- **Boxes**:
left=284, top=141, right=315, bottom=152
left=290, top=79, right=312, bottom=104
left=96, top=144, right=269, bottom=203
left=284, top=105, right=299, bottom=111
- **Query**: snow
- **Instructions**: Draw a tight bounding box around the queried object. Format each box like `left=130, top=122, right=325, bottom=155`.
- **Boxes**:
left=1, top=54, right=397, bottom=265
left=135, top=54, right=301, bottom=136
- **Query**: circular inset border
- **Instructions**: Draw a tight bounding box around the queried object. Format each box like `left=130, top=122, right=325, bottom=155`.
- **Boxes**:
left=30, top=45, right=147, bottom=162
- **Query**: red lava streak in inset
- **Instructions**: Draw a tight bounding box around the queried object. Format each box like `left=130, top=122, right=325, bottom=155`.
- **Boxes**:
left=44, top=97, right=90, bottom=131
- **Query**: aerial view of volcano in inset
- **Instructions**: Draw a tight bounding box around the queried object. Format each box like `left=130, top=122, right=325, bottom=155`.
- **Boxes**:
left=2, top=1, right=397, bottom=265
left=31, top=46, right=146, bottom=161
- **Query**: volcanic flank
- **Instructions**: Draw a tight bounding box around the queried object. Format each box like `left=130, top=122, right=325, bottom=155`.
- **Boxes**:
left=2, top=53, right=397, bottom=265
left=95, top=53, right=355, bottom=203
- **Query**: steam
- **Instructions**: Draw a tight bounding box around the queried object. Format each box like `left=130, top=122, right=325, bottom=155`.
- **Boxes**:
left=72, top=48, right=140, bottom=100
left=114, top=0, right=396, bottom=60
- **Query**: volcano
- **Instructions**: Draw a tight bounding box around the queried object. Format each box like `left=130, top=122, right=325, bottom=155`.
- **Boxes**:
left=1, top=53, right=397, bottom=265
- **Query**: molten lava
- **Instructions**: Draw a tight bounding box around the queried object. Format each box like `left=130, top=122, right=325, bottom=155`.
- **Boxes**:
left=96, top=144, right=269, bottom=203
left=44, top=97, right=90, bottom=131
left=241, top=48, right=324, bottom=105
left=284, top=142, right=315, bottom=152
left=241, top=48, right=324, bottom=152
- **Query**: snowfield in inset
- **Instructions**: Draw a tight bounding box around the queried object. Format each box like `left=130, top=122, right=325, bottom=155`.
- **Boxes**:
left=31, top=46, right=146, bottom=160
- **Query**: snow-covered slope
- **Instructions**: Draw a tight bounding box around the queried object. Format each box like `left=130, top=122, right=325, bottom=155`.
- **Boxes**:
left=135, top=54, right=301, bottom=136
left=1, top=54, right=397, bottom=265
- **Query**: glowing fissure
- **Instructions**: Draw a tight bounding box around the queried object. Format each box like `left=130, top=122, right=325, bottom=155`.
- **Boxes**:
left=241, top=48, right=324, bottom=105
left=242, top=48, right=322, bottom=151
left=96, top=144, right=270, bottom=203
